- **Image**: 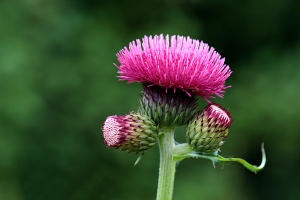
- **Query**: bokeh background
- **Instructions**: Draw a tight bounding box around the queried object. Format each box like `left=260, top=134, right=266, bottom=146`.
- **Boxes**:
left=1, top=0, right=300, bottom=199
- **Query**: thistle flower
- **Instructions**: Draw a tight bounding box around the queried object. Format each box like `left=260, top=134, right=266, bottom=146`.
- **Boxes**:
left=115, top=34, right=232, bottom=100
left=186, top=103, right=232, bottom=154
left=102, top=112, right=157, bottom=154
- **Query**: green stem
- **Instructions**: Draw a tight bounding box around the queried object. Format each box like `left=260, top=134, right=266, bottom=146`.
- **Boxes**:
left=156, top=129, right=177, bottom=200
left=173, top=143, right=266, bottom=174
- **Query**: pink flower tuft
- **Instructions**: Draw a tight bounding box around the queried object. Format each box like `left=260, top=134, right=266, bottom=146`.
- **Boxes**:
left=102, top=115, right=125, bottom=147
left=203, top=103, right=233, bottom=128
left=115, top=34, right=232, bottom=100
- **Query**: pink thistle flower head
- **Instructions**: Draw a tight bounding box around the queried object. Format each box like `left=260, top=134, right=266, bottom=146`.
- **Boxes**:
left=102, top=113, right=157, bottom=153
left=115, top=34, right=232, bottom=100
left=186, top=103, right=233, bottom=154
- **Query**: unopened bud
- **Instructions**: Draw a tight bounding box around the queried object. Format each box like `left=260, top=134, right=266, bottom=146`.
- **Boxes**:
left=102, top=112, right=157, bottom=154
left=186, top=103, right=232, bottom=154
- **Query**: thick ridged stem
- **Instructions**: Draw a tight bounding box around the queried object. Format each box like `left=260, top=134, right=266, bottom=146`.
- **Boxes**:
left=156, top=129, right=176, bottom=200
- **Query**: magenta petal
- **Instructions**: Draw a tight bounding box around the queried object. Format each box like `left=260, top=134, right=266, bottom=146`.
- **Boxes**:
left=115, top=34, right=232, bottom=99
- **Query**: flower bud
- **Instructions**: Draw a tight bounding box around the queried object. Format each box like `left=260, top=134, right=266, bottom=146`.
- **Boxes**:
left=139, top=85, right=197, bottom=129
left=102, top=112, right=157, bottom=154
left=186, top=103, right=232, bottom=154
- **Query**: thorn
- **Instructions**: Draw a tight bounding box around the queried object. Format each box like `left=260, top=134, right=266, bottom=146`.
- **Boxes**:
left=212, top=161, right=216, bottom=168
left=134, top=154, right=144, bottom=166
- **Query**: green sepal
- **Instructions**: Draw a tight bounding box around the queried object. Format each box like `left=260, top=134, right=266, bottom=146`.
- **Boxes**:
left=139, top=85, right=198, bottom=129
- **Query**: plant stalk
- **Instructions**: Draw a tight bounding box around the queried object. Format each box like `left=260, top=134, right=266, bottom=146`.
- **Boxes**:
left=156, top=129, right=177, bottom=200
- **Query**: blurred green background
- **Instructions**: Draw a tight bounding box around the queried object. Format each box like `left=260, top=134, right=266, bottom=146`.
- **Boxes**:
left=1, top=0, right=300, bottom=199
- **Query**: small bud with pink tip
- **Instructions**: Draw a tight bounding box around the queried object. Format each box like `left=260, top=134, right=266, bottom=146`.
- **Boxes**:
left=186, top=103, right=233, bottom=154
left=102, top=112, right=157, bottom=154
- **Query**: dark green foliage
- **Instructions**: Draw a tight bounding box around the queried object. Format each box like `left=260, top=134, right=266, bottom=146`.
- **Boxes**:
left=1, top=0, right=300, bottom=199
